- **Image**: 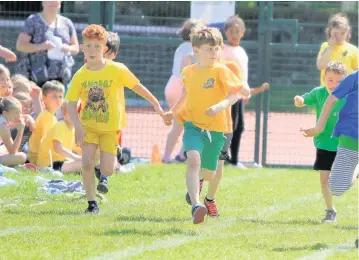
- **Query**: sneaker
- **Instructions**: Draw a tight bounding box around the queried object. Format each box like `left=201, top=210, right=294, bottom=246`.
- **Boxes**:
left=321, top=209, right=337, bottom=223
left=97, top=179, right=108, bottom=194
left=204, top=197, right=219, bottom=217
left=355, top=239, right=358, bottom=248
left=94, top=167, right=101, bottom=181
left=192, top=204, right=207, bottom=224
left=185, top=179, right=204, bottom=205
left=235, top=161, right=248, bottom=169
left=85, top=201, right=99, bottom=214
left=175, top=154, right=186, bottom=163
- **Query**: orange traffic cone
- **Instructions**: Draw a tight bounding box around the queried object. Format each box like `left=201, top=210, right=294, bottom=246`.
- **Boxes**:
left=151, top=144, right=162, bottom=164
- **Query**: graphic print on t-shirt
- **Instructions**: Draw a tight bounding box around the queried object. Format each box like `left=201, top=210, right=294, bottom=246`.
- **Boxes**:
left=82, top=82, right=109, bottom=123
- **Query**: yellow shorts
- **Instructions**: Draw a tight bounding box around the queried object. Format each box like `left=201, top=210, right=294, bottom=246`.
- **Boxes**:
left=84, top=128, right=119, bottom=155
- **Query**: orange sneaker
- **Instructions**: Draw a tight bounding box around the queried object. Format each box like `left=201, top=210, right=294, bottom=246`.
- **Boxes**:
left=204, top=197, right=219, bottom=217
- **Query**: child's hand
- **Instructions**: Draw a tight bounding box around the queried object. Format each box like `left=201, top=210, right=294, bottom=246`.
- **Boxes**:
left=300, top=126, right=323, bottom=137
left=24, top=115, right=36, bottom=132
left=0, top=47, right=17, bottom=62
left=260, top=82, right=270, bottom=91
left=74, top=125, right=85, bottom=147
left=162, top=111, right=173, bottom=126
left=294, top=95, right=304, bottom=107
left=205, top=104, right=222, bottom=117
left=15, top=118, right=26, bottom=130
left=30, top=86, right=41, bottom=99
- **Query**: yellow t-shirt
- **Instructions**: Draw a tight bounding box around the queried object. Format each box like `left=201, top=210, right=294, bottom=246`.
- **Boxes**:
left=65, top=60, right=140, bottom=132
left=318, top=42, right=358, bottom=85
left=179, top=62, right=245, bottom=132
left=28, top=110, right=57, bottom=163
left=37, top=121, right=77, bottom=167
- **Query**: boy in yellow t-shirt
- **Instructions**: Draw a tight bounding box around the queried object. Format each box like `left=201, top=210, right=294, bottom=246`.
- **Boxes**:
left=317, top=13, right=358, bottom=86
left=37, top=101, right=82, bottom=173
left=169, top=27, right=250, bottom=224
left=66, top=24, right=169, bottom=214
left=28, top=80, right=64, bottom=163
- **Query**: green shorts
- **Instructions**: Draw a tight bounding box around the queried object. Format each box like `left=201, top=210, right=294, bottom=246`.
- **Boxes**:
left=183, top=121, right=226, bottom=171
left=338, top=135, right=358, bottom=151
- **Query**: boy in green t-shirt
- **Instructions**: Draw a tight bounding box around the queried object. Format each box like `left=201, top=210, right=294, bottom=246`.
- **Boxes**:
left=294, top=61, right=346, bottom=223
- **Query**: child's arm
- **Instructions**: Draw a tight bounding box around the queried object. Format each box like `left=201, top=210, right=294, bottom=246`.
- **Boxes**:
left=0, top=119, right=25, bottom=154
left=205, top=92, right=240, bottom=117
left=316, top=39, right=336, bottom=70
left=250, top=82, right=269, bottom=96
left=68, top=101, right=85, bottom=147
left=132, top=83, right=164, bottom=115
left=300, top=95, right=338, bottom=137
left=23, top=114, right=36, bottom=131
left=0, top=45, right=17, bottom=62
left=53, top=140, right=82, bottom=161
left=30, top=85, right=43, bottom=117
left=293, top=95, right=305, bottom=107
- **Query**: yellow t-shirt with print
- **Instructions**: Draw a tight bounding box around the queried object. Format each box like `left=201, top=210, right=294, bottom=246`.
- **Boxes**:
left=28, top=110, right=57, bottom=164
left=37, top=121, right=77, bottom=167
left=318, top=42, right=358, bottom=85
left=65, top=60, right=140, bottom=132
left=179, top=62, right=245, bottom=132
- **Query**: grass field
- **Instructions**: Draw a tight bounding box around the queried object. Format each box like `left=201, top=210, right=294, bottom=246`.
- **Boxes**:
left=0, top=165, right=357, bottom=260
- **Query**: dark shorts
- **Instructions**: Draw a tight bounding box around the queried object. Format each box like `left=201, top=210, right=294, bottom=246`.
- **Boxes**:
left=314, top=149, right=337, bottom=171
left=53, top=161, right=65, bottom=171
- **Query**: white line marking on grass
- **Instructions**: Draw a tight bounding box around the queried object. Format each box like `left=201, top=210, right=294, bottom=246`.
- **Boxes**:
left=297, top=243, right=354, bottom=260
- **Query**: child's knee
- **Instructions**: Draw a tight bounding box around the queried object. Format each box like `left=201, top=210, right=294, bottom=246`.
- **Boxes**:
left=186, top=151, right=200, bottom=169
left=18, top=152, right=27, bottom=164
left=100, top=166, right=114, bottom=177
left=82, top=159, right=94, bottom=171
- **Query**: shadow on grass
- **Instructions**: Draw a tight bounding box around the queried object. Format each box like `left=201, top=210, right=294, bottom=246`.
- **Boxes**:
left=237, top=217, right=320, bottom=226
left=273, top=243, right=328, bottom=252
left=99, top=227, right=194, bottom=237
left=116, top=214, right=188, bottom=223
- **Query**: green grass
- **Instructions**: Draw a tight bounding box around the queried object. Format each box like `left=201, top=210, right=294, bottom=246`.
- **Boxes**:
left=0, top=165, right=357, bottom=259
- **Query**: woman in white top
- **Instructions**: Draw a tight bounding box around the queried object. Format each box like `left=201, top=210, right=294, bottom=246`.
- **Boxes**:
left=163, top=19, right=205, bottom=163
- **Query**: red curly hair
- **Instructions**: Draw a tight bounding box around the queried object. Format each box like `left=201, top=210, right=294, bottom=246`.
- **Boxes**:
left=82, top=24, right=108, bottom=44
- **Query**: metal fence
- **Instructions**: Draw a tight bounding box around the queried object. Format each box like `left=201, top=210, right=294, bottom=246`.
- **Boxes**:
left=0, top=1, right=357, bottom=166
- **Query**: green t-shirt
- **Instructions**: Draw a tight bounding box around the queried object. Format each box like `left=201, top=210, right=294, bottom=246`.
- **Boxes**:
left=302, top=86, right=345, bottom=151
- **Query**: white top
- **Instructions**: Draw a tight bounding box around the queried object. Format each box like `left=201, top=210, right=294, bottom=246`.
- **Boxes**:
left=172, top=41, right=193, bottom=77
left=222, top=44, right=249, bottom=82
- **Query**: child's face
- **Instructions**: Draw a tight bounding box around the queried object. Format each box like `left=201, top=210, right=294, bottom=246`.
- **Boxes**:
left=104, top=51, right=117, bottom=61
left=4, top=107, right=22, bottom=124
left=20, top=99, right=33, bottom=114
left=330, top=27, right=349, bottom=44
left=225, top=24, right=245, bottom=46
left=0, top=72, right=12, bottom=97
left=81, top=39, right=108, bottom=64
left=43, top=91, right=64, bottom=111
left=193, top=44, right=222, bottom=66
left=324, top=71, right=345, bottom=93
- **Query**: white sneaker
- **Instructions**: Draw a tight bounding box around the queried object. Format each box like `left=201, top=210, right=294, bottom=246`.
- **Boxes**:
left=236, top=162, right=248, bottom=170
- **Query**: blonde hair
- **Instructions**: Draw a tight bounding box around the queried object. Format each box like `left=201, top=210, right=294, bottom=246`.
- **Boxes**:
left=190, top=27, right=223, bottom=48
left=13, top=92, right=32, bottom=102
left=0, top=64, right=10, bottom=80
left=225, top=15, right=246, bottom=33
left=0, top=96, right=22, bottom=114
left=12, top=78, right=31, bottom=94
left=178, top=18, right=206, bottom=41
left=326, top=13, right=351, bottom=40
left=325, top=61, right=346, bottom=75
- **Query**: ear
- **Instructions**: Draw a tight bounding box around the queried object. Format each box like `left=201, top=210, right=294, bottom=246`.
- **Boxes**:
left=193, top=47, right=199, bottom=55
left=80, top=44, right=84, bottom=52
left=103, top=46, right=108, bottom=54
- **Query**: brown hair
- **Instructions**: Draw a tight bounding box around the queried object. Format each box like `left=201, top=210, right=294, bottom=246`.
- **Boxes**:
left=82, top=24, right=108, bottom=45
left=178, top=18, right=206, bottom=41
left=13, top=92, right=32, bottom=102
left=325, top=13, right=351, bottom=40
left=224, top=15, right=246, bottom=33
left=42, top=80, right=65, bottom=96
left=0, top=96, right=22, bottom=114
left=325, top=61, right=346, bottom=75
left=190, top=27, right=223, bottom=48
left=12, top=78, right=31, bottom=94
left=106, top=32, right=120, bottom=55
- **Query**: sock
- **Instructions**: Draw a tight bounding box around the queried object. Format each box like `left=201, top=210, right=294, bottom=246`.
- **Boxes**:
left=100, top=174, right=108, bottom=181
left=205, top=196, right=214, bottom=202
